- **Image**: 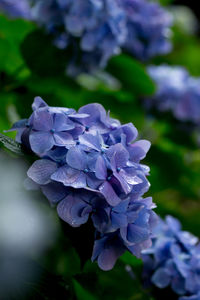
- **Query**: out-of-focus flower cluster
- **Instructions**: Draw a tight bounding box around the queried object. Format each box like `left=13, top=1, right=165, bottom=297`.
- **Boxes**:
left=147, top=65, right=200, bottom=125
left=0, top=0, right=31, bottom=19
left=10, top=97, right=157, bottom=270
left=30, top=0, right=172, bottom=73
left=0, top=0, right=172, bottom=74
left=142, top=216, right=200, bottom=299
left=122, top=0, right=172, bottom=61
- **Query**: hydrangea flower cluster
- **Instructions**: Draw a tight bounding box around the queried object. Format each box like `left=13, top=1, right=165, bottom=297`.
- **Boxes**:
left=11, top=97, right=157, bottom=270
left=147, top=65, right=200, bottom=125
left=142, top=216, right=200, bottom=299
left=0, top=0, right=31, bottom=19
left=29, top=0, right=127, bottom=75
left=121, top=0, right=172, bottom=61
left=0, top=0, right=171, bottom=74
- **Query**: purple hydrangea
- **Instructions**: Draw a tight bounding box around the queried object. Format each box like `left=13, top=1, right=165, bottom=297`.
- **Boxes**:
left=30, top=0, right=127, bottom=75
left=121, top=0, right=173, bottom=61
left=147, top=65, right=200, bottom=125
left=142, top=215, right=200, bottom=299
left=11, top=96, right=157, bottom=270
left=0, top=0, right=31, bottom=19
left=9, top=0, right=171, bottom=74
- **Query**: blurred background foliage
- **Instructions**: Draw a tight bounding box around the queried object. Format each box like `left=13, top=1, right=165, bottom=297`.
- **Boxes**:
left=0, top=0, right=200, bottom=299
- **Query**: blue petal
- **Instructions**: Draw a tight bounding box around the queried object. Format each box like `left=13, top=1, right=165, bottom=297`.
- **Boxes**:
left=99, top=181, right=121, bottom=206
left=27, top=159, right=57, bottom=185
left=32, top=96, right=48, bottom=111
left=151, top=268, right=171, bottom=289
left=66, top=147, right=87, bottom=170
left=29, top=131, right=54, bottom=154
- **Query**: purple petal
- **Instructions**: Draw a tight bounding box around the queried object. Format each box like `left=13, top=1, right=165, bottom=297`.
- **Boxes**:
left=92, top=210, right=109, bottom=232
left=129, top=239, right=152, bottom=258
left=51, top=165, right=86, bottom=188
left=68, top=124, right=85, bottom=138
left=127, top=224, right=149, bottom=244
left=53, top=132, right=74, bottom=146
left=57, top=195, right=78, bottom=227
left=32, top=110, right=53, bottom=131
left=113, top=171, right=132, bottom=194
left=171, top=276, right=186, bottom=295
left=95, top=156, right=107, bottom=180
left=79, top=133, right=101, bottom=151
left=53, top=113, right=74, bottom=131
left=78, top=103, right=107, bottom=125
left=68, top=113, right=89, bottom=119
left=121, top=123, right=138, bottom=143
left=152, top=268, right=171, bottom=288
left=99, top=181, right=121, bottom=206
left=32, top=97, right=48, bottom=111
left=111, top=213, right=128, bottom=228
left=66, top=147, right=87, bottom=170
left=41, top=182, right=69, bottom=205
left=86, top=173, right=102, bottom=189
left=166, top=215, right=181, bottom=232
left=129, top=140, right=151, bottom=162
left=87, top=152, right=99, bottom=172
left=120, top=168, right=143, bottom=186
left=27, top=159, right=57, bottom=185
left=91, top=237, right=107, bottom=262
left=98, top=248, right=121, bottom=271
left=29, top=131, right=54, bottom=154
left=113, top=199, right=129, bottom=213
left=70, top=201, right=92, bottom=226
left=110, top=144, right=129, bottom=169
left=8, top=119, right=28, bottom=131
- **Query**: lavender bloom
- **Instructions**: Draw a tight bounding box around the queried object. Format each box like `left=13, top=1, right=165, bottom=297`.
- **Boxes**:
left=11, top=97, right=156, bottom=270
left=1, top=0, right=172, bottom=72
left=2, top=0, right=171, bottom=74
left=142, top=216, right=200, bottom=299
left=147, top=65, right=200, bottom=125
left=0, top=0, right=31, bottom=19
left=121, top=0, right=173, bottom=61
left=30, top=0, right=127, bottom=74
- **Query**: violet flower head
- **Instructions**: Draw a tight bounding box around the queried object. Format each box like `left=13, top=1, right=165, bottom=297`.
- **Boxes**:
left=30, top=0, right=127, bottom=74
left=142, top=216, right=200, bottom=299
left=11, top=96, right=157, bottom=270
left=146, top=65, right=200, bottom=125
left=121, top=0, right=173, bottom=61
left=0, top=0, right=31, bottom=19
left=0, top=0, right=171, bottom=74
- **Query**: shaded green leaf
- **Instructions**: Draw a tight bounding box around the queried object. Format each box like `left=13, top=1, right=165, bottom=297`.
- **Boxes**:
left=21, top=30, right=70, bottom=77
left=107, top=54, right=156, bottom=97
left=73, top=279, right=97, bottom=300
left=120, top=252, right=143, bottom=268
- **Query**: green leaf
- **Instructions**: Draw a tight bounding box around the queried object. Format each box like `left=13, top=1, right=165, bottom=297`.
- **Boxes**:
left=0, top=15, right=34, bottom=75
left=0, top=14, right=35, bottom=44
left=73, top=279, right=97, bottom=300
left=21, top=30, right=70, bottom=77
left=0, top=133, right=23, bottom=155
left=120, top=252, right=143, bottom=268
left=107, top=54, right=156, bottom=97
